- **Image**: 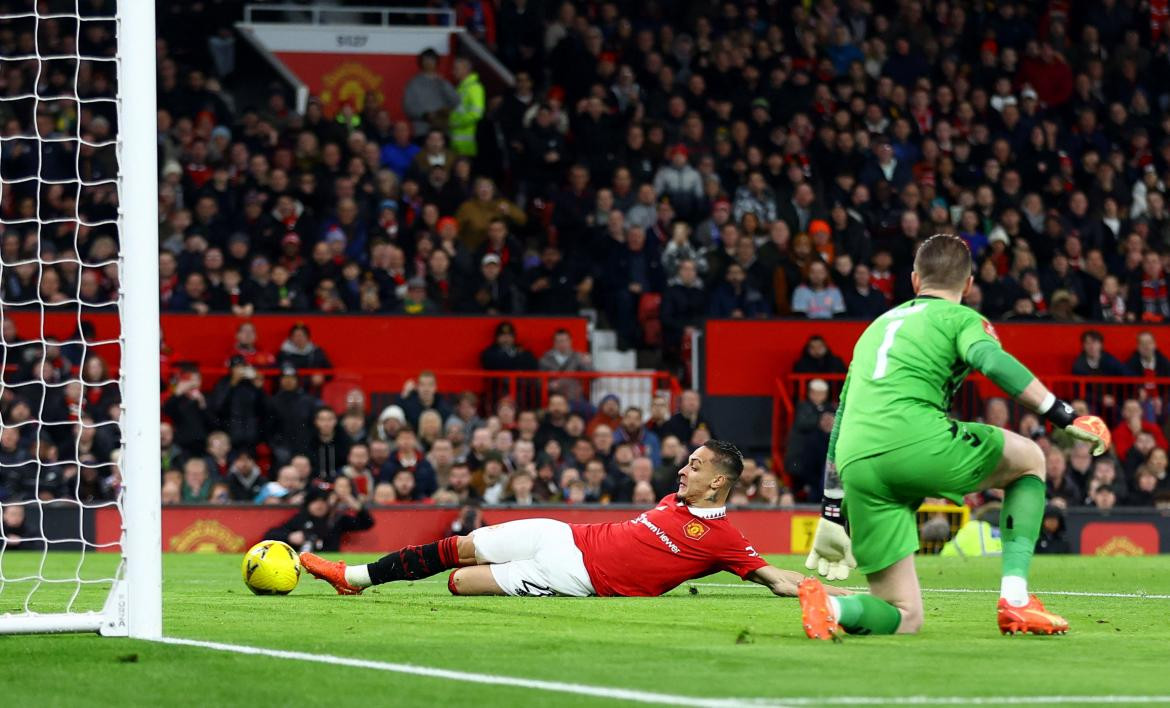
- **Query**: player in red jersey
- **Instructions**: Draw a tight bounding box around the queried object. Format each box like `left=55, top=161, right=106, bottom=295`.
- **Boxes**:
left=301, top=440, right=845, bottom=598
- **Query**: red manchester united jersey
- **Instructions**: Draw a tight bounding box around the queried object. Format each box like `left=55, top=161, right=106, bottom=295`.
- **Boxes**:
left=570, top=495, right=767, bottom=597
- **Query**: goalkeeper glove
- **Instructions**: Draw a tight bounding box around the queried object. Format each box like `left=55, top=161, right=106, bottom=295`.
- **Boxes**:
left=805, top=492, right=856, bottom=582
left=1041, top=397, right=1110, bottom=456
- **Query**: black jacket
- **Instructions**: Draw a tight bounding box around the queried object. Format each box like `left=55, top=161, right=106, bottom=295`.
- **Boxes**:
left=209, top=377, right=269, bottom=451
left=660, top=282, right=707, bottom=346
left=163, top=392, right=214, bottom=456
left=268, top=388, right=320, bottom=458
left=308, top=431, right=351, bottom=481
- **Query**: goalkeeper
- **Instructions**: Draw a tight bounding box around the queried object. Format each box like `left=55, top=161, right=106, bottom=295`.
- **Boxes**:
left=798, top=234, right=1109, bottom=639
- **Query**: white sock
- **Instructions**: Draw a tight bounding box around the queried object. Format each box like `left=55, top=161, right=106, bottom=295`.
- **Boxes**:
left=1000, top=575, right=1029, bottom=607
left=344, top=564, right=372, bottom=588
left=828, top=596, right=842, bottom=621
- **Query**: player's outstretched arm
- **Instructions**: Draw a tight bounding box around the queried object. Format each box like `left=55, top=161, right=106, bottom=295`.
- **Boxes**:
left=747, top=565, right=851, bottom=597
left=965, top=342, right=1110, bottom=454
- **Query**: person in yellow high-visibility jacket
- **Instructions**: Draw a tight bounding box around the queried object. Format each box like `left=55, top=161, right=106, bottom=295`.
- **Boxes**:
left=450, top=56, right=485, bottom=157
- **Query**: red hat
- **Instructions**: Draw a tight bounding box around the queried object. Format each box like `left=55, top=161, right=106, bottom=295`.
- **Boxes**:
left=808, top=219, right=831, bottom=236
left=713, top=197, right=731, bottom=211
left=599, top=51, right=618, bottom=65
left=437, top=216, right=459, bottom=233
left=981, top=39, right=998, bottom=55
left=669, top=144, right=689, bottom=159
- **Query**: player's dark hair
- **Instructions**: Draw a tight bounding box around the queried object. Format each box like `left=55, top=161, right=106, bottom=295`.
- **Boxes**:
left=914, top=233, right=973, bottom=292
left=703, top=439, right=744, bottom=488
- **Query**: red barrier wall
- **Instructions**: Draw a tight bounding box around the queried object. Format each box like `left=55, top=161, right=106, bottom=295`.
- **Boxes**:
left=706, top=320, right=1170, bottom=396
left=4, top=312, right=586, bottom=375
left=94, top=506, right=806, bottom=555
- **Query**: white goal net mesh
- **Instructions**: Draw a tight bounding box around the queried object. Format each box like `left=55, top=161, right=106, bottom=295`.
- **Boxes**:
left=0, top=0, right=127, bottom=623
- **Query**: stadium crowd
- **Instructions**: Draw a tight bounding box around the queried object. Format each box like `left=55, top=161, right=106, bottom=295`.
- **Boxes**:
left=1, top=0, right=1170, bottom=531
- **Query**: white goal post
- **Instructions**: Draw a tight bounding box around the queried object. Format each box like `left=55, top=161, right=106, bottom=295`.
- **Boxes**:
left=0, top=1, right=160, bottom=637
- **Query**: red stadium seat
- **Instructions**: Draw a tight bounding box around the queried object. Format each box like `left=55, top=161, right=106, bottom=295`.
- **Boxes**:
left=638, top=293, right=663, bottom=348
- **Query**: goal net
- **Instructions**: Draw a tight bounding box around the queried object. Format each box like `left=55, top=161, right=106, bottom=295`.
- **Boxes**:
left=0, top=0, right=159, bottom=636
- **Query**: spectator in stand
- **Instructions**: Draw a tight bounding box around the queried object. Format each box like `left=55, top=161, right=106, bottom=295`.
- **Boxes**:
left=340, top=443, right=376, bottom=501
left=525, top=244, right=581, bottom=315
left=1128, top=466, right=1161, bottom=507
left=449, top=56, right=485, bottom=157
left=229, top=321, right=275, bottom=368
left=395, top=276, right=439, bottom=314
left=660, top=258, right=707, bottom=360
left=792, top=260, right=845, bottom=320
left=842, top=264, right=888, bottom=319
left=382, top=427, right=438, bottom=499
left=265, top=482, right=374, bottom=553
left=709, top=262, right=770, bottom=318
left=163, top=366, right=212, bottom=458
left=268, top=364, right=319, bottom=465
left=538, top=329, right=591, bottom=404
left=307, top=406, right=350, bottom=481
left=439, top=461, right=478, bottom=503
left=606, top=225, right=665, bottom=348
left=209, top=355, right=268, bottom=453
left=1128, top=251, right=1170, bottom=323
left=455, top=177, right=526, bottom=250
left=653, top=146, right=703, bottom=222
left=614, top=406, right=661, bottom=466
left=480, top=320, right=539, bottom=371
left=276, top=323, right=332, bottom=390
left=181, top=457, right=212, bottom=503
left=0, top=504, right=41, bottom=550
left=1125, top=331, right=1170, bottom=380
left=660, top=390, right=713, bottom=444
left=395, top=371, right=451, bottom=428
left=582, top=459, right=612, bottom=503
left=1044, top=447, right=1081, bottom=509
left=1113, top=399, right=1169, bottom=462
left=402, top=49, right=457, bottom=140
left=445, top=392, right=484, bottom=441
left=792, top=335, right=847, bottom=374
left=226, top=449, right=264, bottom=502
left=1073, top=331, right=1127, bottom=377
left=785, top=378, right=833, bottom=495
left=460, top=253, right=516, bottom=314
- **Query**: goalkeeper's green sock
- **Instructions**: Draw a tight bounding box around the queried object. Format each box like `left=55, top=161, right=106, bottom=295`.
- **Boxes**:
left=999, top=474, right=1045, bottom=607
left=830, top=594, right=902, bottom=635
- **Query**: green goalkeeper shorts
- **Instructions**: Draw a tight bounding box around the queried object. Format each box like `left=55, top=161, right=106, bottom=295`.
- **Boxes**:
left=840, top=420, right=1005, bottom=576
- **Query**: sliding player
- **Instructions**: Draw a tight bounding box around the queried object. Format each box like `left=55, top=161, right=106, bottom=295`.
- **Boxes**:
left=800, top=234, right=1109, bottom=638
left=301, top=440, right=846, bottom=599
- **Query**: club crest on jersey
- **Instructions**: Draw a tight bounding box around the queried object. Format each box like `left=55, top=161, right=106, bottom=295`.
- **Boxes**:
left=982, top=319, right=1000, bottom=342
left=683, top=519, right=709, bottom=540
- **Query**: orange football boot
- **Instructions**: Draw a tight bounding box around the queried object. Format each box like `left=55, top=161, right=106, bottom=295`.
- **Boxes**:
left=798, top=578, right=843, bottom=641
left=300, top=552, right=364, bottom=595
left=998, top=595, right=1069, bottom=635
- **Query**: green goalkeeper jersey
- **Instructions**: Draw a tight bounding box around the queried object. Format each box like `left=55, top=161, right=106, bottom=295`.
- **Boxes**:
left=830, top=296, right=1003, bottom=469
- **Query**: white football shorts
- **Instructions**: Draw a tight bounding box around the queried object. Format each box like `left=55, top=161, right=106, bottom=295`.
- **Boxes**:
left=469, top=518, right=595, bottom=597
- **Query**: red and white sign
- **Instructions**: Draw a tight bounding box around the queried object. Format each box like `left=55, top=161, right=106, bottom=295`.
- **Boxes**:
left=239, top=23, right=458, bottom=118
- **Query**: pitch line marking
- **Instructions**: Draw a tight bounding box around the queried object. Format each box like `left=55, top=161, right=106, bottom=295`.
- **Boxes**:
left=695, top=584, right=1170, bottom=599
left=156, top=636, right=1170, bottom=706
left=155, top=636, right=1170, bottom=707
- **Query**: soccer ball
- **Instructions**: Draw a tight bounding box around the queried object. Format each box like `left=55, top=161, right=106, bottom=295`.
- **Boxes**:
left=1072, top=415, right=1112, bottom=453
left=241, top=540, right=301, bottom=595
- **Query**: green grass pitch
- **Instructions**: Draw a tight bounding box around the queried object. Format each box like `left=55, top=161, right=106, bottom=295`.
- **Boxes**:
left=2, top=553, right=1170, bottom=706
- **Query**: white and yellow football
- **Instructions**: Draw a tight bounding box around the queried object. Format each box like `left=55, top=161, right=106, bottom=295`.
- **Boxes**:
left=241, top=540, right=301, bottom=595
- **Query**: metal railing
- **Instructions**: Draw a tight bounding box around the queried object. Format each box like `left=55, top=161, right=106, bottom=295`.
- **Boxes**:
left=162, top=365, right=682, bottom=418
